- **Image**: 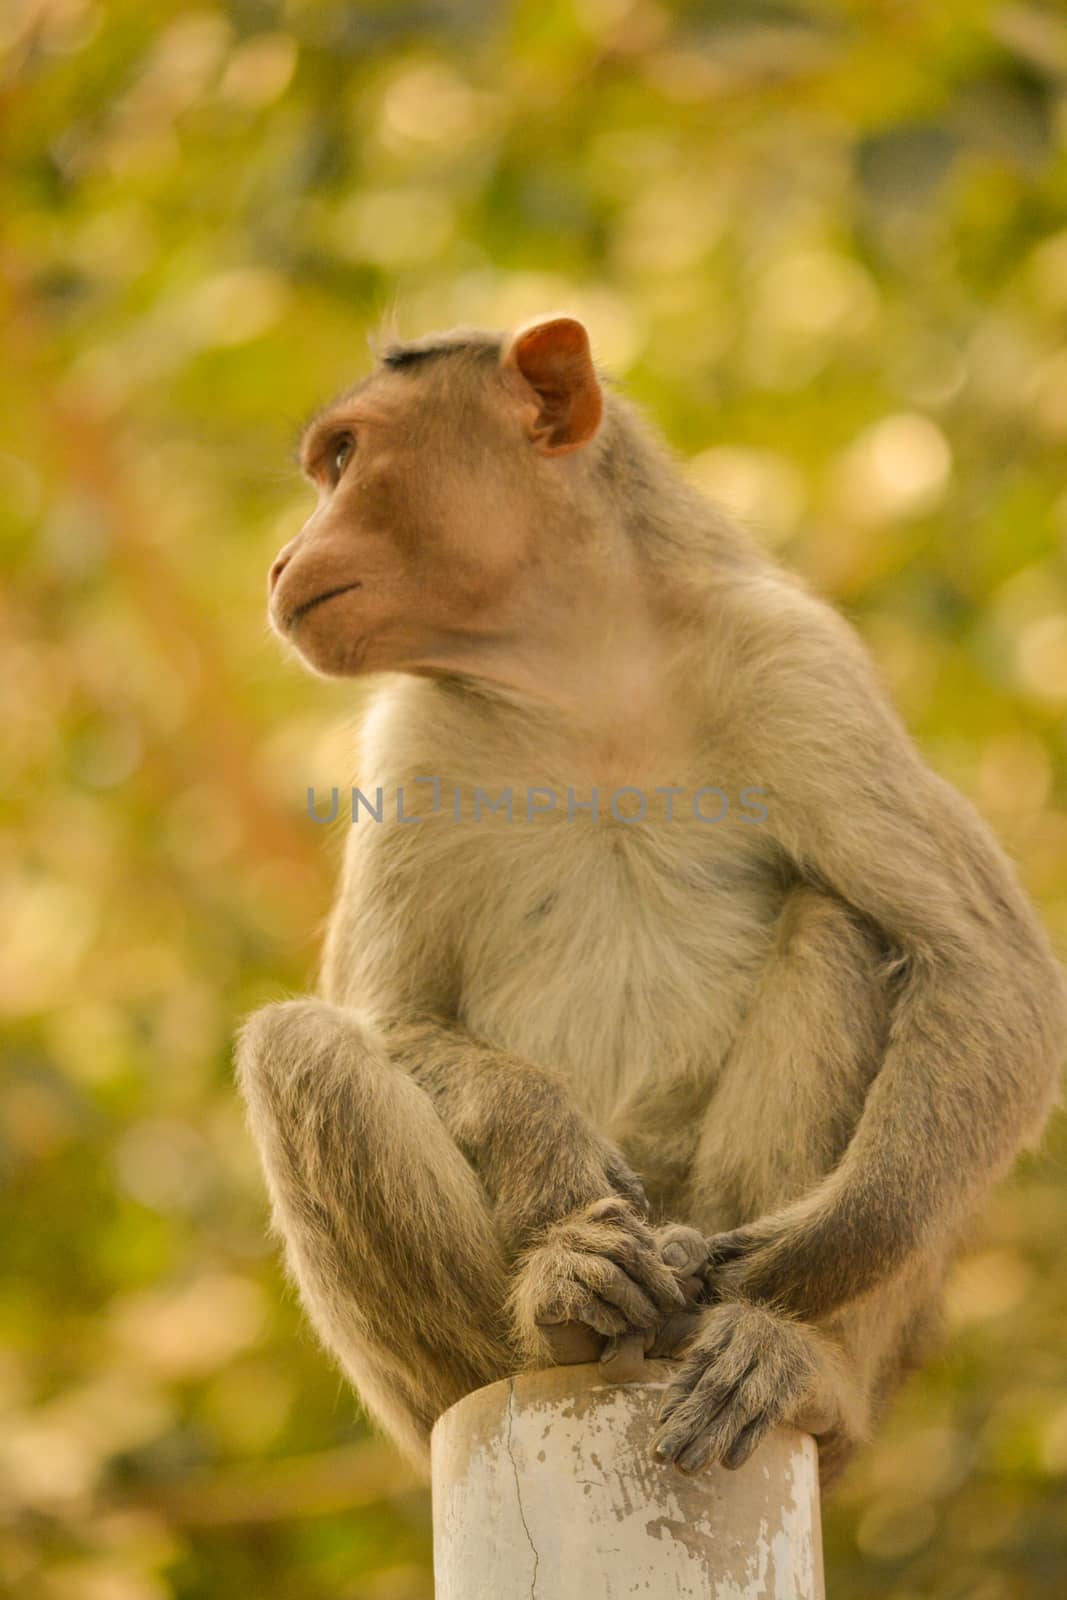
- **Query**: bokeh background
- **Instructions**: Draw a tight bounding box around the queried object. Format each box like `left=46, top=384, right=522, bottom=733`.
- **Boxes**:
left=4, top=1, right=1067, bottom=1595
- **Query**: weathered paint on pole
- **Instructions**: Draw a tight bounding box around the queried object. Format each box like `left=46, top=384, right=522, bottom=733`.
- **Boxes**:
left=431, top=1361, right=825, bottom=1599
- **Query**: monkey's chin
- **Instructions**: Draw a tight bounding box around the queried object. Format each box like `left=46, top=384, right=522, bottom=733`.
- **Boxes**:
left=288, top=632, right=372, bottom=679
left=272, top=609, right=361, bottom=677
left=273, top=592, right=378, bottom=677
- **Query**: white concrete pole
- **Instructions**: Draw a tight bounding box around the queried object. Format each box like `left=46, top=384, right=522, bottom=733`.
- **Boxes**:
left=432, top=1360, right=825, bottom=1599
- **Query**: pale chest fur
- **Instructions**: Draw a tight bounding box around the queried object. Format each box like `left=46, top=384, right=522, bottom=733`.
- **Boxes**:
left=336, top=678, right=784, bottom=1127
left=451, top=810, right=781, bottom=1124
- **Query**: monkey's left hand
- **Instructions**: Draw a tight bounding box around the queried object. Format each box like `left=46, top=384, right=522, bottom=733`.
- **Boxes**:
left=652, top=1301, right=830, bottom=1473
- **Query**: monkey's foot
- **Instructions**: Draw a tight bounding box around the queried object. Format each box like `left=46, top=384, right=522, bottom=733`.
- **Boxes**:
left=512, top=1197, right=687, bottom=1366
left=651, top=1301, right=818, bottom=1474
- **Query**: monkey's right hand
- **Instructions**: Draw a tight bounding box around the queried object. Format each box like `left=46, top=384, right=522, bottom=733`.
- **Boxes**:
left=510, top=1198, right=688, bottom=1373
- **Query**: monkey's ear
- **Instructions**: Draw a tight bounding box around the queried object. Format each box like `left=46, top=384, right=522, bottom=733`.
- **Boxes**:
left=502, top=317, right=603, bottom=455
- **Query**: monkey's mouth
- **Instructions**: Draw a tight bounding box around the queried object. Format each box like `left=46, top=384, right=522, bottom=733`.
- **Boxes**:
left=287, top=582, right=363, bottom=629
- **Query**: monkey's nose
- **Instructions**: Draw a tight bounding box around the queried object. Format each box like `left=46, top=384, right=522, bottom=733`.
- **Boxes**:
left=269, top=551, right=292, bottom=592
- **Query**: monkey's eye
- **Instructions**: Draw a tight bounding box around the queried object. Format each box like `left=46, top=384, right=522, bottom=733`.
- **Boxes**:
left=331, top=434, right=355, bottom=482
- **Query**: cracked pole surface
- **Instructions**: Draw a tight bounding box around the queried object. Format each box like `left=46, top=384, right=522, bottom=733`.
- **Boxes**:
left=431, top=1361, right=825, bottom=1599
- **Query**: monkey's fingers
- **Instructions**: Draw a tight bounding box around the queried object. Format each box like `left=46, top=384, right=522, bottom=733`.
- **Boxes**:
left=656, top=1367, right=784, bottom=1476
left=656, top=1224, right=709, bottom=1280
left=654, top=1225, right=711, bottom=1307
left=652, top=1303, right=818, bottom=1475
left=704, top=1225, right=776, bottom=1302
left=705, top=1225, right=760, bottom=1265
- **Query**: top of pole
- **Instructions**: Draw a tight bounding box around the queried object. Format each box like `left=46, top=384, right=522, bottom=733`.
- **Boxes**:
left=432, top=1362, right=825, bottom=1599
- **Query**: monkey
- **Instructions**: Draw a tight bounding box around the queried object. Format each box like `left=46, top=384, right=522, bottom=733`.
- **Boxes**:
left=236, top=315, right=1067, bottom=1487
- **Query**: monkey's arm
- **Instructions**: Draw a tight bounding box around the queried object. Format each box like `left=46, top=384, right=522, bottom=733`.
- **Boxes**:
left=714, top=603, right=1067, bottom=1320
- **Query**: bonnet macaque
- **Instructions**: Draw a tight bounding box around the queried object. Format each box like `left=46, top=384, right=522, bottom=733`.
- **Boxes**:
left=237, top=317, right=1066, bottom=1484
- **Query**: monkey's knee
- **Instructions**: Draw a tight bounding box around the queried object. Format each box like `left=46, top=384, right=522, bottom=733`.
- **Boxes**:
left=238, top=996, right=368, bottom=1063
left=235, top=997, right=381, bottom=1127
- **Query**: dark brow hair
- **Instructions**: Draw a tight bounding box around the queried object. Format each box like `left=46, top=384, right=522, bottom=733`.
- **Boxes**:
left=380, top=330, right=503, bottom=371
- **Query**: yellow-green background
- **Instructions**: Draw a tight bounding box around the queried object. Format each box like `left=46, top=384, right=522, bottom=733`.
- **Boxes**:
left=4, top=2, right=1067, bottom=1596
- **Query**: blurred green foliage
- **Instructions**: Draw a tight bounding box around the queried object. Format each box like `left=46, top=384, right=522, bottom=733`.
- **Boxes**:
left=3, top=0, right=1067, bottom=1595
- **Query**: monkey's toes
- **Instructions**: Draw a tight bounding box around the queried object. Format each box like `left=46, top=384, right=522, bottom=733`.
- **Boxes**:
left=535, top=1320, right=603, bottom=1365
left=598, top=1330, right=648, bottom=1383
left=566, top=1200, right=688, bottom=1314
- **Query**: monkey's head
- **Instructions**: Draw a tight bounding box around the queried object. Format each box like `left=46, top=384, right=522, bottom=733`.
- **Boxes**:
left=269, top=316, right=606, bottom=680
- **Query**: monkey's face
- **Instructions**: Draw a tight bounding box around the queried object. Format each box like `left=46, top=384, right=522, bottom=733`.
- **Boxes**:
left=267, top=318, right=603, bottom=682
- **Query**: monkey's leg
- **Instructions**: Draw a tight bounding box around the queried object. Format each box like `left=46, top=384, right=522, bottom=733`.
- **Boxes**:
left=236, top=999, right=514, bottom=1467
left=378, top=1020, right=690, bottom=1368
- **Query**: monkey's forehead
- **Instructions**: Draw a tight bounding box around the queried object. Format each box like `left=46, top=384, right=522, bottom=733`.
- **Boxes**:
left=294, top=331, right=507, bottom=465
